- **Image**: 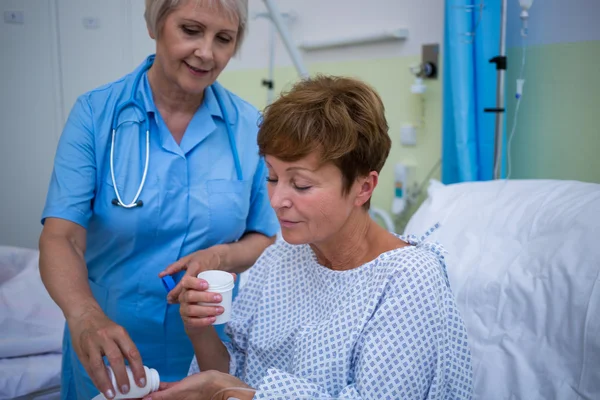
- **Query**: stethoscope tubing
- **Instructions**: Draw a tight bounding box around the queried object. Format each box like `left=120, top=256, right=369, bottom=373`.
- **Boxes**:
left=110, top=57, right=242, bottom=209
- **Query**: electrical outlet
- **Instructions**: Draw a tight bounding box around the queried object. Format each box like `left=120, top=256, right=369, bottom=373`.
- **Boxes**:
left=4, top=11, right=24, bottom=24
left=82, top=17, right=100, bottom=29
left=400, top=125, right=417, bottom=146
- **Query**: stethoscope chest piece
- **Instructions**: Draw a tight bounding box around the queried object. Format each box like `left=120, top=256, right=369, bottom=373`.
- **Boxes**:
left=112, top=198, right=143, bottom=208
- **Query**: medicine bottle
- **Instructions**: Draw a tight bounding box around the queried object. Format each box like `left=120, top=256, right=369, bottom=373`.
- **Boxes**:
left=106, top=365, right=160, bottom=399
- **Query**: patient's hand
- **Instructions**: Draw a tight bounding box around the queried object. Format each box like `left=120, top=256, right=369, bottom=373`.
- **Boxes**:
left=142, top=371, right=254, bottom=400
left=177, top=275, right=235, bottom=336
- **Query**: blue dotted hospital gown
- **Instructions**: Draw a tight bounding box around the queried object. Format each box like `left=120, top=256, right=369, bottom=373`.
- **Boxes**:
left=190, top=231, right=473, bottom=399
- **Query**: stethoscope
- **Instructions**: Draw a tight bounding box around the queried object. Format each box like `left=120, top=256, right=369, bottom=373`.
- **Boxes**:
left=110, top=56, right=243, bottom=208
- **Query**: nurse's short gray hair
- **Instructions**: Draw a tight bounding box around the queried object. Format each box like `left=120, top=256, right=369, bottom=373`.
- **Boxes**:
left=144, top=0, right=248, bottom=53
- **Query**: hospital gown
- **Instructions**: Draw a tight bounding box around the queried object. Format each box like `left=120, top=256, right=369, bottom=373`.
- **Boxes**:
left=190, top=232, right=473, bottom=399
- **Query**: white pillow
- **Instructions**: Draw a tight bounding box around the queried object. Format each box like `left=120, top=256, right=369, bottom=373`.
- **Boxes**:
left=406, top=179, right=600, bottom=400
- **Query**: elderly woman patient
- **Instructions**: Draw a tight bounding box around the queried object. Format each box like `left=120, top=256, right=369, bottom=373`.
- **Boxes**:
left=149, top=76, right=474, bottom=399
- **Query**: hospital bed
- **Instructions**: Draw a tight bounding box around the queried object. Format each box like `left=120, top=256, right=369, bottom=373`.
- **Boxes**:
left=0, top=246, right=63, bottom=400
left=405, top=179, right=600, bottom=399
left=3, top=179, right=598, bottom=400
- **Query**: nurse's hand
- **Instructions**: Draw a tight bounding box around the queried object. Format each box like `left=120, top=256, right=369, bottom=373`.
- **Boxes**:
left=142, top=371, right=254, bottom=400
left=67, top=308, right=146, bottom=399
left=178, top=274, right=235, bottom=335
left=160, top=247, right=222, bottom=304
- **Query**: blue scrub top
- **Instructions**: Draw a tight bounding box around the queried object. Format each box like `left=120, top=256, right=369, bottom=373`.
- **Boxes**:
left=42, top=55, right=278, bottom=399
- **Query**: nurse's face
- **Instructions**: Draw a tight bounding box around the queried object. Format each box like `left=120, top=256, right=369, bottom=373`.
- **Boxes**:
left=151, top=0, right=238, bottom=95
left=265, top=153, right=367, bottom=246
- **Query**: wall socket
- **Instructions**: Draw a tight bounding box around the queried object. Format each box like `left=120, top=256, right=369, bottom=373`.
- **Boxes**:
left=4, top=11, right=24, bottom=24
left=82, top=17, right=101, bottom=30
left=400, top=125, right=417, bottom=146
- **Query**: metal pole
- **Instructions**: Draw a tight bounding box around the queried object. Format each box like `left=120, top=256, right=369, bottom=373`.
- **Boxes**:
left=267, top=21, right=276, bottom=105
left=262, top=0, right=309, bottom=79
left=493, top=0, right=508, bottom=179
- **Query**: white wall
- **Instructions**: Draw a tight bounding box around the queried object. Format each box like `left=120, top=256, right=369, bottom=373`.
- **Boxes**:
left=127, top=0, right=444, bottom=69
left=57, top=0, right=444, bottom=115
left=57, top=0, right=136, bottom=120
left=0, top=0, right=443, bottom=248
left=0, top=0, right=63, bottom=248
left=230, top=0, right=443, bottom=69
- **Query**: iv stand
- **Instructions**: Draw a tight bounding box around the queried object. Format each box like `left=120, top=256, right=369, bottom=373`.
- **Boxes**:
left=262, top=0, right=309, bottom=78
left=255, top=0, right=309, bottom=105
left=487, top=0, right=508, bottom=179
left=254, top=12, right=280, bottom=105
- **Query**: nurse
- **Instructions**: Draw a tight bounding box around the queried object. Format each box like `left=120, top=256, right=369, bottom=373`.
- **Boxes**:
left=38, top=1, right=278, bottom=399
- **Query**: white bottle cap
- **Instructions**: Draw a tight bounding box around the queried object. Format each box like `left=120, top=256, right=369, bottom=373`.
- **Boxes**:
left=147, top=367, right=160, bottom=392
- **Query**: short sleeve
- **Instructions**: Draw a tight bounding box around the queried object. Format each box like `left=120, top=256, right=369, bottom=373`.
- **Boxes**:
left=245, top=156, right=278, bottom=237
left=41, top=96, right=97, bottom=228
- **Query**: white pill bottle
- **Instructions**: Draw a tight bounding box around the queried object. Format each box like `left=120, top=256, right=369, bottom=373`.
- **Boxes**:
left=95, top=365, right=160, bottom=399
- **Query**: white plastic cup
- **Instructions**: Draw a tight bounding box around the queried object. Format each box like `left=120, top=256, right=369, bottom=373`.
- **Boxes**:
left=197, top=270, right=234, bottom=325
left=103, top=365, right=159, bottom=399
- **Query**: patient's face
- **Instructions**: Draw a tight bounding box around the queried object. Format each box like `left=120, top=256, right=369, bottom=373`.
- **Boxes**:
left=265, top=153, right=359, bottom=245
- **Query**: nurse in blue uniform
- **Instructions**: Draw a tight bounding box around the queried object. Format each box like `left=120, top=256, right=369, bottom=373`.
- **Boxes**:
left=38, top=1, right=278, bottom=399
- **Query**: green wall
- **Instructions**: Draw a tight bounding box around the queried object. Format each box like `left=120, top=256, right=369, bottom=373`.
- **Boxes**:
left=506, top=40, right=600, bottom=183
left=219, top=57, right=443, bottom=227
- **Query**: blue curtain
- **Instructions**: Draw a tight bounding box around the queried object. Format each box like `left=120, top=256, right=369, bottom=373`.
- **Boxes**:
left=442, top=0, right=506, bottom=183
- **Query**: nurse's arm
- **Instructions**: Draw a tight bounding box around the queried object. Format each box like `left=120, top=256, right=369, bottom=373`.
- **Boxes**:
left=162, top=232, right=274, bottom=303
left=39, top=218, right=98, bottom=319
left=39, top=218, right=147, bottom=399
left=214, top=231, right=275, bottom=274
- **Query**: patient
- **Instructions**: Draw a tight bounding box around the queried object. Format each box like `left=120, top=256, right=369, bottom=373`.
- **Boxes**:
left=147, top=76, right=474, bottom=400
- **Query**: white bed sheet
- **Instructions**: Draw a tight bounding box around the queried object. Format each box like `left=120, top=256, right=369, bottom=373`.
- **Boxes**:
left=0, top=353, right=61, bottom=400
left=406, top=179, right=600, bottom=400
left=0, top=246, right=64, bottom=358
left=0, top=246, right=64, bottom=399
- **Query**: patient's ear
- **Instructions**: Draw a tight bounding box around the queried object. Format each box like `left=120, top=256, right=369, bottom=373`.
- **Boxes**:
left=354, top=172, right=378, bottom=207
left=147, top=23, right=156, bottom=40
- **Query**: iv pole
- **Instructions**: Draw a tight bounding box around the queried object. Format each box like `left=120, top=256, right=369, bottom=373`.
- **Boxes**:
left=488, top=0, right=508, bottom=179
left=262, top=0, right=309, bottom=80
left=254, top=12, right=281, bottom=105
left=254, top=0, right=309, bottom=105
